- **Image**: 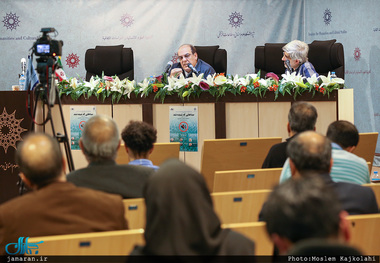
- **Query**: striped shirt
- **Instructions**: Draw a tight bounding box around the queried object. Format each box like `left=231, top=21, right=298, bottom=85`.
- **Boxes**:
left=279, top=143, right=370, bottom=185
left=129, top=159, right=159, bottom=170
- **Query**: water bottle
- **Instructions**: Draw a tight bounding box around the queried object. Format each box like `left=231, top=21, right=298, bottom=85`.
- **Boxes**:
left=18, top=58, right=26, bottom=90
left=372, top=171, right=380, bottom=182
left=330, top=71, right=337, bottom=80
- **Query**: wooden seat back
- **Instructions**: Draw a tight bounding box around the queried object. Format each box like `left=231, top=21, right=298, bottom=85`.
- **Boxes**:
left=123, top=198, right=146, bottom=230
left=347, top=214, right=380, bottom=255
left=201, top=137, right=282, bottom=189
left=211, top=190, right=271, bottom=224
left=222, top=222, right=273, bottom=255
left=213, top=168, right=281, bottom=192
left=28, top=229, right=144, bottom=255
left=362, top=183, right=380, bottom=210
left=352, top=132, right=378, bottom=164
left=116, top=142, right=180, bottom=166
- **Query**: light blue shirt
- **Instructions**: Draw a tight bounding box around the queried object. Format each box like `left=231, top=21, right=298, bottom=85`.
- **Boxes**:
left=279, top=143, right=370, bottom=185
left=129, top=159, right=159, bottom=170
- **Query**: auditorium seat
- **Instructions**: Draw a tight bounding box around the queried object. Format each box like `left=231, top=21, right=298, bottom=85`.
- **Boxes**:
left=254, top=39, right=345, bottom=79
left=85, top=45, right=134, bottom=81
left=194, top=45, right=227, bottom=74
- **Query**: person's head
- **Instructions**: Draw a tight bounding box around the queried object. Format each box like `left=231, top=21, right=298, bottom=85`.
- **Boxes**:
left=80, top=115, right=120, bottom=163
left=142, top=159, right=229, bottom=255
left=262, top=175, right=349, bottom=255
left=288, top=102, right=317, bottom=135
left=121, top=120, right=157, bottom=160
left=178, top=44, right=198, bottom=73
left=15, top=132, right=65, bottom=189
left=282, top=40, right=309, bottom=70
left=287, top=131, right=332, bottom=176
left=326, top=120, right=359, bottom=152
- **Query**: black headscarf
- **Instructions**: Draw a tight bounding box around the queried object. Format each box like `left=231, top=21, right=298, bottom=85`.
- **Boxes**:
left=137, top=159, right=254, bottom=256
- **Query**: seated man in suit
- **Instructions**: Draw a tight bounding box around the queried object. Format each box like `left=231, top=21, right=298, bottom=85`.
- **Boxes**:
left=169, top=44, right=215, bottom=78
left=282, top=40, right=318, bottom=78
left=0, top=133, right=127, bottom=255
left=262, top=101, right=317, bottom=168
left=280, top=121, right=371, bottom=185
left=67, top=115, right=154, bottom=198
left=281, top=131, right=378, bottom=215
left=261, top=175, right=352, bottom=255
left=121, top=120, right=159, bottom=170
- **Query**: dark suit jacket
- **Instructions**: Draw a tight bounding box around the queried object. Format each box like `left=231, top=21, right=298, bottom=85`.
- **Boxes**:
left=0, top=182, right=127, bottom=255
left=262, top=136, right=294, bottom=168
left=67, top=160, right=154, bottom=199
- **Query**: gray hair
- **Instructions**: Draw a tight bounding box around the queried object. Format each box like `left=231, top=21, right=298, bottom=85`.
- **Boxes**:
left=283, top=40, right=309, bottom=64
left=81, top=115, right=120, bottom=162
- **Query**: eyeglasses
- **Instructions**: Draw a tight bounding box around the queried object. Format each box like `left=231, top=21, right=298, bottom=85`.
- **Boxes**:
left=178, top=53, right=193, bottom=61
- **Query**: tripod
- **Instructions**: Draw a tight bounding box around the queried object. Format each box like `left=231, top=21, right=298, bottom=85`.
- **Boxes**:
left=19, top=57, right=74, bottom=195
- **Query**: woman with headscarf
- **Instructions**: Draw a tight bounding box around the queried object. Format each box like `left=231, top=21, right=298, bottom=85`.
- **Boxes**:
left=130, top=159, right=255, bottom=257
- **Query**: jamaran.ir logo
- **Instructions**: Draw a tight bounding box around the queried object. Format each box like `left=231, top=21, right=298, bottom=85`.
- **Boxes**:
left=5, top=237, right=44, bottom=255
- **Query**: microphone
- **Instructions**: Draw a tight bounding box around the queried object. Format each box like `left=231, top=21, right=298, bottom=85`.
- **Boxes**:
left=187, top=63, right=199, bottom=75
left=164, top=61, right=173, bottom=74
left=285, top=60, right=293, bottom=73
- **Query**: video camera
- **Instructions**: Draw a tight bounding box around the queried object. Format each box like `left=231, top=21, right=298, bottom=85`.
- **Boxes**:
left=33, top=27, right=63, bottom=57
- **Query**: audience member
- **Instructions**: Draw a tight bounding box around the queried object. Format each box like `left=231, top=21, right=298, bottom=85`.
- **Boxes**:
left=282, top=131, right=378, bottom=214
left=130, top=159, right=255, bottom=256
left=67, top=115, right=153, bottom=198
left=282, top=40, right=318, bottom=78
left=121, top=120, right=159, bottom=170
left=0, top=133, right=127, bottom=255
left=280, top=121, right=371, bottom=185
left=261, top=175, right=350, bottom=255
left=169, top=44, right=215, bottom=78
left=262, top=101, right=317, bottom=168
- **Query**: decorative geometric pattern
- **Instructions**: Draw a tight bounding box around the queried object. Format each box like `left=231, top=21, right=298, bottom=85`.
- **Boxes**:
left=323, top=8, right=332, bottom=25
left=120, top=13, right=134, bottom=28
left=0, top=108, right=27, bottom=154
left=229, top=12, right=243, bottom=28
left=66, top=53, right=80, bottom=68
left=2, top=12, right=20, bottom=31
left=354, top=47, right=361, bottom=61
left=171, top=53, right=179, bottom=64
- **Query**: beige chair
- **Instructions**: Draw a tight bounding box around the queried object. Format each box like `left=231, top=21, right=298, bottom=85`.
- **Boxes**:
left=222, top=222, right=273, bottom=255
left=201, top=137, right=282, bottom=190
left=213, top=168, right=282, bottom=192
left=123, top=198, right=146, bottom=230
left=116, top=142, right=180, bottom=166
left=211, top=190, right=271, bottom=224
left=28, top=229, right=144, bottom=255
left=347, top=214, right=380, bottom=255
left=352, top=132, right=378, bottom=165
left=362, top=183, right=380, bottom=209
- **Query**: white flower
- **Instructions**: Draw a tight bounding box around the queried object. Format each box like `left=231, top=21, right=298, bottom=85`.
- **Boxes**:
left=83, top=76, right=99, bottom=91
left=70, top=78, right=78, bottom=89
left=188, top=73, right=204, bottom=86
left=165, top=77, right=177, bottom=91
left=281, top=71, right=304, bottom=85
left=258, top=78, right=269, bottom=87
left=174, top=74, right=189, bottom=89
left=319, top=72, right=345, bottom=88
left=214, top=75, right=227, bottom=85
left=138, top=78, right=150, bottom=92
left=110, top=77, right=122, bottom=93
left=204, top=74, right=215, bottom=87
left=306, top=74, right=319, bottom=85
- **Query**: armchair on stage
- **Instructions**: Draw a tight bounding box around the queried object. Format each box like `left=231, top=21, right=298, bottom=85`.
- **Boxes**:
left=254, top=39, right=345, bottom=79
left=85, top=45, right=134, bottom=81
left=195, top=45, right=227, bottom=74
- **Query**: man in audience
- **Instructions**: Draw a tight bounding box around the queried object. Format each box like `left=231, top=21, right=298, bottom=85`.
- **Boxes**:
left=261, top=175, right=351, bottom=255
left=121, top=120, right=159, bottom=170
left=282, top=40, right=318, bottom=78
left=280, top=121, right=371, bottom=185
left=67, top=115, right=153, bottom=198
left=0, top=133, right=127, bottom=255
left=282, top=131, right=378, bottom=214
left=262, top=101, right=317, bottom=168
left=169, top=44, right=215, bottom=78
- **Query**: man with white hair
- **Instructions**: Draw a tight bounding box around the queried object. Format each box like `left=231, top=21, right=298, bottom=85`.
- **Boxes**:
left=67, top=115, right=154, bottom=199
left=282, top=40, right=318, bottom=78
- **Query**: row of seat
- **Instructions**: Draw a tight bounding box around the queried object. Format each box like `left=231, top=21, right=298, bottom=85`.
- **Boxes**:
left=28, top=214, right=380, bottom=255
left=86, top=39, right=345, bottom=82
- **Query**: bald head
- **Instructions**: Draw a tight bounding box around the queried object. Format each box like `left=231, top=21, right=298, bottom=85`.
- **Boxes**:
left=80, top=115, right=120, bottom=162
left=16, top=133, right=63, bottom=186
left=287, top=131, right=332, bottom=174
